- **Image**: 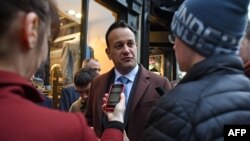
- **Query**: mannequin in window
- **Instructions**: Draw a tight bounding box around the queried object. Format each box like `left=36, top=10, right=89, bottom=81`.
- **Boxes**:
left=60, top=35, right=94, bottom=85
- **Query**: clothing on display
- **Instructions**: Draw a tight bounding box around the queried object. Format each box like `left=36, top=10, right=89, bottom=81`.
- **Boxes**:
left=60, top=37, right=94, bottom=85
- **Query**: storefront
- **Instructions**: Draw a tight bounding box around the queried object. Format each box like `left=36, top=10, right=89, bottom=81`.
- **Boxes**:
left=35, top=0, right=184, bottom=108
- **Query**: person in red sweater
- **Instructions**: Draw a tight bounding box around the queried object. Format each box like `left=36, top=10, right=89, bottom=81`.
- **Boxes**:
left=0, top=0, right=125, bottom=141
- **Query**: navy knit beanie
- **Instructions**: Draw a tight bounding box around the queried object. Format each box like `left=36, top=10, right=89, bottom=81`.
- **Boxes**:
left=171, top=0, right=250, bottom=57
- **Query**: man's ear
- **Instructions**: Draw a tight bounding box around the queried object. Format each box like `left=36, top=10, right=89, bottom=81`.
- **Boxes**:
left=22, top=12, right=39, bottom=49
left=105, top=48, right=111, bottom=60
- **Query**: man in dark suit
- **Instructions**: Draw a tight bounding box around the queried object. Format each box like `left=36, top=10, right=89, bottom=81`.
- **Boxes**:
left=85, top=21, right=171, bottom=141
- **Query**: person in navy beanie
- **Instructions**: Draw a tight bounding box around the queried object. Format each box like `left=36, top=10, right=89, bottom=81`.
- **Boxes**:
left=143, top=0, right=250, bottom=141
left=171, top=0, right=249, bottom=57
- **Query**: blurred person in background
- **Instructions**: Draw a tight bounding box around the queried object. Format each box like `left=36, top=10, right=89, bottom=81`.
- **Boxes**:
left=59, top=58, right=101, bottom=111
left=69, top=68, right=98, bottom=113
left=0, top=0, right=125, bottom=140
left=82, top=58, right=101, bottom=75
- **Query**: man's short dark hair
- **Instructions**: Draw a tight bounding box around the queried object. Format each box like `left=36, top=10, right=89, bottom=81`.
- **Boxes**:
left=74, top=68, right=98, bottom=87
left=105, top=20, right=134, bottom=48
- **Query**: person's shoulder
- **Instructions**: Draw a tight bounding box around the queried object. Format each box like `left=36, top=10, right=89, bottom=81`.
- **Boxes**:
left=148, top=71, right=165, bottom=78
left=147, top=69, right=169, bottom=81
left=28, top=102, right=87, bottom=127
left=71, top=99, right=80, bottom=106
left=161, top=82, right=200, bottom=105
left=62, top=83, right=76, bottom=92
left=46, top=111, right=87, bottom=133
left=149, top=85, right=193, bottom=122
left=4, top=102, right=88, bottom=140
left=69, top=100, right=81, bottom=112
left=138, top=65, right=169, bottom=84
left=94, top=68, right=114, bottom=80
left=64, top=83, right=75, bottom=88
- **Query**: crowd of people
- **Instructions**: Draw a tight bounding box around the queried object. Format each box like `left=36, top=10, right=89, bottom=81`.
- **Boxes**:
left=0, top=0, right=250, bottom=141
left=0, top=0, right=124, bottom=141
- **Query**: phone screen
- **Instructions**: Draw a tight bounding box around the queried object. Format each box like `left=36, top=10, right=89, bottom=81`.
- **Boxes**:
left=109, top=87, right=122, bottom=102
left=106, top=84, right=124, bottom=108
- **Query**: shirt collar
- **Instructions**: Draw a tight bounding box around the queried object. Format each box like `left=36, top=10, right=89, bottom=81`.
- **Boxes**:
left=114, top=64, right=139, bottom=82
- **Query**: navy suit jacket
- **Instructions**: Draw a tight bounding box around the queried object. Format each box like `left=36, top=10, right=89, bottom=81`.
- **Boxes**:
left=59, top=83, right=79, bottom=111
left=85, top=64, right=171, bottom=141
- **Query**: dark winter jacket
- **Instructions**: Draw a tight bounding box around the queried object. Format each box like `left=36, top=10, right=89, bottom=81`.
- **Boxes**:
left=142, top=55, right=250, bottom=141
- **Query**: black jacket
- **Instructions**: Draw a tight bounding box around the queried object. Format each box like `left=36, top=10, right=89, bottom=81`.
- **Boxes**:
left=142, top=55, right=250, bottom=141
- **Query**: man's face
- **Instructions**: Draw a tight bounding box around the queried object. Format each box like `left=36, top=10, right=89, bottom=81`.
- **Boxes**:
left=239, top=37, right=250, bottom=64
left=173, top=38, right=194, bottom=72
left=88, top=60, right=101, bottom=75
left=106, top=27, right=137, bottom=74
left=76, top=83, right=91, bottom=100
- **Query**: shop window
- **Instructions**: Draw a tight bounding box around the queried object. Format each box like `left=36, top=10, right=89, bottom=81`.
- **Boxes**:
left=87, top=0, right=117, bottom=74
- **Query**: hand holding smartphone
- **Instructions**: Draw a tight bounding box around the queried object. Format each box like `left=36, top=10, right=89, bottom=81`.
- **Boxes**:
left=104, top=84, right=124, bottom=111
left=102, top=85, right=126, bottom=124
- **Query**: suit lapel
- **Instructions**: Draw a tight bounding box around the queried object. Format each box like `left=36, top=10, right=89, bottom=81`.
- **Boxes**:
left=96, top=79, right=106, bottom=127
left=96, top=69, right=115, bottom=130
left=130, top=66, right=150, bottom=114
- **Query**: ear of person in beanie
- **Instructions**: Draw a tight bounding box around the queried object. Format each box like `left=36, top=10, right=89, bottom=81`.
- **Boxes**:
left=171, top=0, right=249, bottom=57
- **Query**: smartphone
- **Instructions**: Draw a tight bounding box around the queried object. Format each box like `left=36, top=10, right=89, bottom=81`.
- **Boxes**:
left=105, top=84, right=124, bottom=111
